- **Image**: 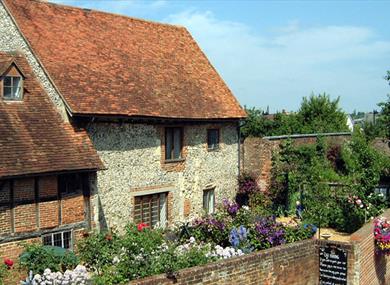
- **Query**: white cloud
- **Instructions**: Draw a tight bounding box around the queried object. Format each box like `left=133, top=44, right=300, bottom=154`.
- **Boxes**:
left=166, top=10, right=390, bottom=112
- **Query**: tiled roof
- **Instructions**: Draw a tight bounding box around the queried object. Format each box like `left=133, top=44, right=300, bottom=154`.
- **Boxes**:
left=0, top=52, right=103, bottom=179
left=3, top=0, right=246, bottom=120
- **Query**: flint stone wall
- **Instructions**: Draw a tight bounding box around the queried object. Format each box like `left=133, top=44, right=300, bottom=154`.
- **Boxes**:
left=87, top=122, right=239, bottom=230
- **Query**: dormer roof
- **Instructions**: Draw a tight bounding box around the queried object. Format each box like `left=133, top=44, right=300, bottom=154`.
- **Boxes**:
left=0, top=52, right=103, bottom=179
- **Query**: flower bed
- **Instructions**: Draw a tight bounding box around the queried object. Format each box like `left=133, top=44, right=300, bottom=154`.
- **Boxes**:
left=374, top=217, right=390, bottom=255
left=13, top=198, right=317, bottom=285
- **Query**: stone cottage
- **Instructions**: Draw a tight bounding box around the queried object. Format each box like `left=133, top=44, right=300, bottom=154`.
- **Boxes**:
left=0, top=0, right=246, bottom=232
left=0, top=52, right=102, bottom=259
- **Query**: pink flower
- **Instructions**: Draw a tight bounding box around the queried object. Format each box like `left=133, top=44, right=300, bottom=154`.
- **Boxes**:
left=356, top=199, right=362, bottom=205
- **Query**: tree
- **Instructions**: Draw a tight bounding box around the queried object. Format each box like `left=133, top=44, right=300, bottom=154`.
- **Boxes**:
left=242, top=93, right=349, bottom=138
left=378, top=71, right=390, bottom=139
left=297, top=93, right=349, bottom=133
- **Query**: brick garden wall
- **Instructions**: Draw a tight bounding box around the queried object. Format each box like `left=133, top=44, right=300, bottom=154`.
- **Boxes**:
left=349, top=208, right=390, bottom=285
left=132, top=209, right=390, bottom=285
left=241, top=133, right=351, bottom=190
left=132, top=239, right=319, bottom=285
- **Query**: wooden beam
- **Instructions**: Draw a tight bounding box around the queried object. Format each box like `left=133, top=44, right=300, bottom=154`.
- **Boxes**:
left=0, top=222, right=86, bottom=244
left=34, top=177, right=40, bottom=230
left=10, top=179, right=14, bottom=234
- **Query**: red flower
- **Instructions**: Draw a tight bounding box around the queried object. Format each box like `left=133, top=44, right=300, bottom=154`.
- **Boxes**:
left=105, top=234, right=113, bottom=241
left=4, top=258, right=13, bottom=269
left=137, top=223, right=148, bottom=231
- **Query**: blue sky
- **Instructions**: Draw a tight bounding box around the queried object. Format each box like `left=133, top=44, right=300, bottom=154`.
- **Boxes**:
left=53, top=0, right=390, bottom=113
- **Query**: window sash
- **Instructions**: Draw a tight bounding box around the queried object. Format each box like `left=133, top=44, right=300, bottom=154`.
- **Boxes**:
left=42, top=230, right=73, bottom=249
left=203, top=189, right=215, bottom=214
left=165, top=128, right=182, bottom=160
left=207, top=129, right=219, bottom=150
left=3, top=76, right=22, bottom=100
left=134, top=193, right=168, bottom=228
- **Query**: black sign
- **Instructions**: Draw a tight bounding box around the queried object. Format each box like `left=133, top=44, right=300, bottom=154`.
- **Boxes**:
left=319, top=244, right=348, bottom=285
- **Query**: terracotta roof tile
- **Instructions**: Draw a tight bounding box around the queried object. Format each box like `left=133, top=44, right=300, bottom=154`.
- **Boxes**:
left=3, top=0, right=246, bottom=120
left=0, top=52, right=103, bottom=178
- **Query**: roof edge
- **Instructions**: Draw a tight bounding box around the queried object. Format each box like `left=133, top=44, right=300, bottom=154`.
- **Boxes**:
left=1, top=0, right=75, bottom=115
left=31, top=0, right=185, bottom=30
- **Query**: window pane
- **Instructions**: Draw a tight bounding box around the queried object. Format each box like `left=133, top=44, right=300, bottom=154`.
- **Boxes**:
left=207, top=129, right=219, bottom=149
left=135, top=193, right=167, bottom=228
left=203, top=191, right=209, bottom=212
left=4, top=77, right=11, bottom=87
left=63, top=231, right=71, bottom=249
left=165, top=128, right=173, bottom=160
left=173, top=128, right=182, bottom=159
left=42, top=235, right=52, bottom=246
left=53, top=233, right=62, bottom=247
left=3, top=87, right=12, bottom=98
left=209, top=190, right=215, bottom=214
left=159, top=193, right=167, bottom=228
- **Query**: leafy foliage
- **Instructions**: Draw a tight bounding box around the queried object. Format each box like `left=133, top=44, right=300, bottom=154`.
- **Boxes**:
left=270, top=131, right=390, bottom=233
left=19, top=244, right=79, bottom=275
left=242, top=93, right=349, bottom=138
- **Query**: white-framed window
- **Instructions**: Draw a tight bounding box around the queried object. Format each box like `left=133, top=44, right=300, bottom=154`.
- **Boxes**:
left=203, top=188, right=215, bottom=214
left=42, top=230, right=73, bottom=249
left=3, top=76, right=23, bottom=100
left=134, top=192, right=168, bottom=228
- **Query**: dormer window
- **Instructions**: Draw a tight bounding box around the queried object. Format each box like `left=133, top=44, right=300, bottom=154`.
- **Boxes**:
left=3, top=76, right=23, bottom=100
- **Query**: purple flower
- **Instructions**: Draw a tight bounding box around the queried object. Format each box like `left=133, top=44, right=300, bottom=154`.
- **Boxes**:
left=222, top=199, right=240, bottom=217
left=238, top=225, right=248, bottom=241
left=229, top=228, right=240, bottom=248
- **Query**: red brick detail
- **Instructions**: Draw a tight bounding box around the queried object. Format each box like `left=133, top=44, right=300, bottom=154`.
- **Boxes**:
left=183, top=199, right=191, bottom=218
left=13, top=178, right=34, bottom=202
left=134, top=239, right=319, bottom=285
left=39, top=176, right=57, bottom=197
left=62, top=195, right=85, bottom=225
left=0, top=238, right=39, bottom=261
left=39, top=201, right=59, bottom=229
left=0, top=206, right=11, bottom=235
left=14, top=204, right=36, bottom=233
left=242, top=135, right=351, bottom=191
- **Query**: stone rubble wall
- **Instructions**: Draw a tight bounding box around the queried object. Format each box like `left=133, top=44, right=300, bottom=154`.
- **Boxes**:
left=87, top=122, right=239, bottom=230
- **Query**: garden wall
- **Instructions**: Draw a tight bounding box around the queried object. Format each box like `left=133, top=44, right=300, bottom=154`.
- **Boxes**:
left=241, top=132, right=351, bottom=190
left=133, top=209, right=390, bottom=285
left=132, top=239, right=319, bottom=285
left=348, top=208, right=390, bottom=285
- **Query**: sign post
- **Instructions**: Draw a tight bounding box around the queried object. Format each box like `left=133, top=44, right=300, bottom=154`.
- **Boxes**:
left=319, top=244, right=348, bottom=285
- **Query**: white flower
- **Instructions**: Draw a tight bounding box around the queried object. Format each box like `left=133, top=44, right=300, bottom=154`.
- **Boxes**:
left=189, top=236, right=195, bottom=243
left=242, top=206, right=250, bottom=211
left=112, top=256, right=120, bottom=264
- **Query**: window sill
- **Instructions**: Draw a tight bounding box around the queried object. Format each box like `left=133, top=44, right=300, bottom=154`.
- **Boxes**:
left=164, top=158, right=185, bottom=164
left=207, top=147, right=220, bottom=152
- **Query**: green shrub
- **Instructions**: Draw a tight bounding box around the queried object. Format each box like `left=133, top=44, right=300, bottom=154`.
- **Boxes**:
left=77, top=231, right=120, bottom=275
left=19, top=243, right=78, bottom=274
left=0, top=263, right=8, bottom=285
left=285, top=224, right=316, bottom=243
